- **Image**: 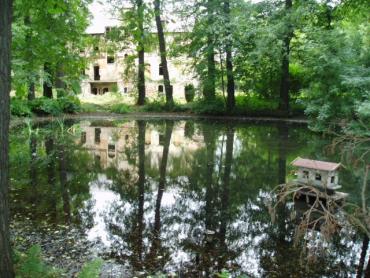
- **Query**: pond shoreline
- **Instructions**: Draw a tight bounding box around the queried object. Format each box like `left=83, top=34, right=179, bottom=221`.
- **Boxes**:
left=10, top=111, right=308, bottom=127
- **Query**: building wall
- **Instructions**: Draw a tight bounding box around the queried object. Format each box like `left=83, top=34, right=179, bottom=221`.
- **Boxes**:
left=296, top=168, right=339, bottom=188
left=81, top=32, right=197, bottom=101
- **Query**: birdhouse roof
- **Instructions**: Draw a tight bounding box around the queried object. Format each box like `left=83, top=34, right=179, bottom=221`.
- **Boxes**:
left=291, top=157, right=341, bottom=172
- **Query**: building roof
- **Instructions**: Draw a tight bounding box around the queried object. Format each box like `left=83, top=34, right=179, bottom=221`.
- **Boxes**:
left=291, top=157, right=341, bottom=172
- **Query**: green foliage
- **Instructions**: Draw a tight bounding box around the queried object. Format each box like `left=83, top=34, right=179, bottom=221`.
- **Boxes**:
left=12, top=0, right=92, bottom=97
left=184, top=84, right=196, bottom=103
left=142, top=100, right=187, bottom=113
left=235, top=94, right=278, bottom=112
left=29, top=98, right=62, bottom=116
left=77, top=259, right=104, bottom=278
left=109, top=103, right=132, bottom=114
left=188, top=97, right=226, bottom=115
left=10, top=98, right=32, bottom=117
left=10, top=96, right=81, bottom=117
left=14, top=245, right=61, bottom=278
left=58, top=95, right=81, bottom=113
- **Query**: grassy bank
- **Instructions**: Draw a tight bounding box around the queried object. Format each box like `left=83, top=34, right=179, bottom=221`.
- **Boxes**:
left=80, top=93, right=305, bottom=118
left=10, top=93, right=305, bottom=119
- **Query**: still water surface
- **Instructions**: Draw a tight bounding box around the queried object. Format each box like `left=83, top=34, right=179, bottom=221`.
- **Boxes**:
left=9, top=118, right=366, bottom=277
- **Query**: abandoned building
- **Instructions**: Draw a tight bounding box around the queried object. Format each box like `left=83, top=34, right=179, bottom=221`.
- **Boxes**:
left=291, top=157, right=342, bottom=190
left=81, top=26, right=197, bottom=100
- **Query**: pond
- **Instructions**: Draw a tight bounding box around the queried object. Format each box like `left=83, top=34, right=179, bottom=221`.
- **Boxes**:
left=9, top=118, right=367, bottom=277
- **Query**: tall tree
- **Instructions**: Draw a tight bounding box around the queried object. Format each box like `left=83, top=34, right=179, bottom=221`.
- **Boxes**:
left=223, top=0, right=235, bottom=112
left=279, top=0, right=293, bottom=113
left=137, top=0, right=146, bottom=105
left=203, top=0, right=216, bottom=101
left=43, top=62, right=53, bottom=98
left=154, top=0, right=173, bottom=105
left=0, top=0, right=15, bottom=276
left=12, top=0, right=91, bottom=100
left=24, top=14, right=36, bottom=100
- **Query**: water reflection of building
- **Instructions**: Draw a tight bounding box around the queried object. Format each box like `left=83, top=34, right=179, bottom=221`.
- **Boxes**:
left=79, top=121, right=204, bottom=172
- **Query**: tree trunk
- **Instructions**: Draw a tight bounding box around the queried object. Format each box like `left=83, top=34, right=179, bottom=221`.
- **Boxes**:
left=203, top=0, right=216, bottom=101
left=25, top=15, right=35, bottom=101
left=136, top=0, right=146, bottom=105
left=0, top=0, right=14, bottom=276
left=28, top=83, right=35, bottom=101
left=43, top=62, right=53, bottom=98
left=224, top=0, right=235, bottom=113
left=55, top=63, right=66, bottom=98
left=279, top=0, right=293, bottom=113
left=154, top=0, right=174, bottom=105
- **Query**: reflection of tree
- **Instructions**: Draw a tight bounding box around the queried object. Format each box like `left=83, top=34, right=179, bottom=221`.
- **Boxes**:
left=218, top=126, right=235, bottom=269
left=45, top=135, right=57, bottom=221
left=10, top=121, right=94, bottom=228
left=10, top=120, right=364, bottom=276
left=175, top=123, right=242, bottom=276
left=277, top=124, right=288, bottom=184
left=131, top=120, right=146, bottom=270
left=29, top=131, right=38, bottom=202
left=57, top=141, right=71, bottom=224
left=357, top=235, right=369, bottom=277
left=146, top=120, right=173, bottom=271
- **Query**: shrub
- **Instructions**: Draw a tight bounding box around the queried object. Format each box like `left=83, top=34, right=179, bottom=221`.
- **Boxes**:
left=189, top=97, right=225, bottom=115
left=14, top=245, right=61, bottom=278
left=235, top=94, right=278, bottom=112
left=10, top=98, right=32, bottom=117
left=30, top=97, right=63, bottom=116
left=77, top=258, right=104, bottom=278
left=58, top=95, right=81, bottom=113
left=184, top=84, right=196, bottom=103
left=109, top=103, right=131, bottom=114
left=27, top=96, right=81, bottom=116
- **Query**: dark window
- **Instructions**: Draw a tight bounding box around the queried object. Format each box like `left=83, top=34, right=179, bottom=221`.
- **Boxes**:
left=108, top=144, right=115, bottom=152
left=81, top=132, right=86, bottom=144
left=159, top=134, right=165, bottom=146
left=303, top=170, right=309, bottom=179
left=94, top=155, right=101, bottom=168
left=331, top=176, right=335, bottom=183
left=108, top=144, right=116, bottom=158
left=92, top=87, right=98, bottom=95
left=315, top=173, right=322, bottom=181
left=124, top=87, right=128, bottom=94
left=95, top=128, right=101, bottom=144
left=124, top=53, right=128, bottom=58
left=107, top=56, right=115, bottom=64
left=103, top=88, right=109, bottom=94
left=159, top=63, right=163, bottom=75
left=94, top=66, right=100, bottom=80
left=158, top=85, right=164, bottom=93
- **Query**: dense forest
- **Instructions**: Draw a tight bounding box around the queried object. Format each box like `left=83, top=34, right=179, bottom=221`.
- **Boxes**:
left=0, top=0, right=369, bottom=276
left=4, top=0, right=368, bottom=134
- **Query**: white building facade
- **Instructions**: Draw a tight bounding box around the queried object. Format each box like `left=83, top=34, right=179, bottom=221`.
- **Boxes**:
left=81, top=27, right=197, bottom=101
